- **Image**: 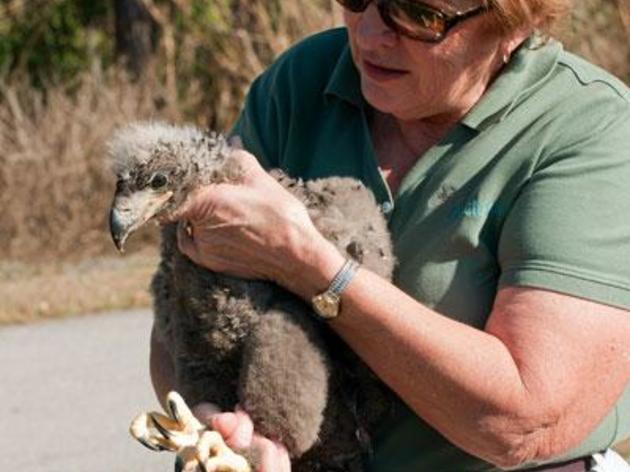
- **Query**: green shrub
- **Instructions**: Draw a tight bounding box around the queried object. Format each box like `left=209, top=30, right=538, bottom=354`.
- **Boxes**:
left=0, top=1, right=113, bottom=85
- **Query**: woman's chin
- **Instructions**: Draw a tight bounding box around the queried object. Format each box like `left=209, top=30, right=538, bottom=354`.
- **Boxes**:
left=361, top=82, right=398, bottom=112
left=361, top=82, right=447, bottom=121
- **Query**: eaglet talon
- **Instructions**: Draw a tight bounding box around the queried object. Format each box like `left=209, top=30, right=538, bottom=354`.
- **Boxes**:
left=138, top=434, right=167, bottom=452
left=150, top=412, right=177, bottom=440
left=130, top=412, right=177, bottom=452
left=197, top=430, right=250, bottom=472
left=165, top=391, right=205, bottom=434
left=129, top=391, right=251, bottom=472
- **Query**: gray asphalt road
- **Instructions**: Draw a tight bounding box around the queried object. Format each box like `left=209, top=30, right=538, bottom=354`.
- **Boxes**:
left=0, top=310, right=175, bottom=472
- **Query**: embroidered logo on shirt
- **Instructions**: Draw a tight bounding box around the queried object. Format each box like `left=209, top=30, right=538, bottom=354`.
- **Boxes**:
left=428, top=184, right=458, bottom=209
left=436, top=184, right=457, bottom=204
left=430, top=185, right=506, bottom=220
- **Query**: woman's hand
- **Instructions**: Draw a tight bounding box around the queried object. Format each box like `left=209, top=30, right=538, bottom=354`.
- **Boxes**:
left=193, top=404, right=291, bottom=472
left=163, top=148, right=344, bottom=299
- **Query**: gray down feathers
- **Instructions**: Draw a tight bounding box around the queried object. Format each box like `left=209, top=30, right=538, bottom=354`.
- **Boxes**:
left=108, top=121, right=397, bottom=471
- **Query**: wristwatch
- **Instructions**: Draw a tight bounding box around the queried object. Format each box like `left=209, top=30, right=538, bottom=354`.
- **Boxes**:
left=311, top=258, right=360, bottom=320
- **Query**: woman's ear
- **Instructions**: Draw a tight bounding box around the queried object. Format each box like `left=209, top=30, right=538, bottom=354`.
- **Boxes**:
left=500, top=27, right=532, bottom=63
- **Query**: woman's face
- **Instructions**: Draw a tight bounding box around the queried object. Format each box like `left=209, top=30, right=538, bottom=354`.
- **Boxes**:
left=344, top=0, right=522, bottom=123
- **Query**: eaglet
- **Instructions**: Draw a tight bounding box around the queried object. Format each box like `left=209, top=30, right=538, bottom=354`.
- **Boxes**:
left=107, top=122, right=396, bottom=472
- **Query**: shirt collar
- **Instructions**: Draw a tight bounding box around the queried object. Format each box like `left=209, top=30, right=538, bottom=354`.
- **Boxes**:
left=461, top=35, right=562, bottom=130
left=324, top=33, right=366, bottom=108
left=324, top=32, right=562, bottom=129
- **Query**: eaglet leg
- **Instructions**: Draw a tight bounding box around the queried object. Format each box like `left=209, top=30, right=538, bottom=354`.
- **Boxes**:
left=238, top=299, right=330, bottom=459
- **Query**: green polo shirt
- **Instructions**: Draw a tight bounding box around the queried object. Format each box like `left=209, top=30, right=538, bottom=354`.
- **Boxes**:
left=231, top=28, right=630, bottom=471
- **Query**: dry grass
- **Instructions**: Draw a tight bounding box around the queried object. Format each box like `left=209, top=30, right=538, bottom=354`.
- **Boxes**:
left=0, top=67, right=184, bottom=262
left=0, top=1, right=339, bottom=264
left=150, top=0, right=342, bottom=130
left=557, top=0, right=630, bottom=83
left=0, top=1, right=339, bottom=325
left=0, top=248, right=158, bottom=325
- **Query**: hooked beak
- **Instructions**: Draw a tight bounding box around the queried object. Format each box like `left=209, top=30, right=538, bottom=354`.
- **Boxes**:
left=109, top=189, right=173, bottom=252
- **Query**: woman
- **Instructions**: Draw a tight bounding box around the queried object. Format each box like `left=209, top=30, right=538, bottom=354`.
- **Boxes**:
left=152, top=0, right=630, bottom=470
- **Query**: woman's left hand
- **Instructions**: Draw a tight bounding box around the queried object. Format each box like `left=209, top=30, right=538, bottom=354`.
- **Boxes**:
left=163, top=148, right=342, bottom=297
left=193, top=404, right=292, bottom=472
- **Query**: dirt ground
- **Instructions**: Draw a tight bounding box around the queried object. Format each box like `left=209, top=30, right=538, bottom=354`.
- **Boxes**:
left=0, top=248, right=158, bottom=325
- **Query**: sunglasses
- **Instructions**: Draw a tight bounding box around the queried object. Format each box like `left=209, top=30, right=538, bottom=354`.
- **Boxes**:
left=337, top=0, right=488, bottom=42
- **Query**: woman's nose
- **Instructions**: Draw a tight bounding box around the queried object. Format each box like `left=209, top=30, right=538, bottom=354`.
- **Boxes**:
left=354, top=4, right=398, bottom=49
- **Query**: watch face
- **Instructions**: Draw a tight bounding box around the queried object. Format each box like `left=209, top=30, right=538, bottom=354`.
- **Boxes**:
left=312, top=292, right=340, bottom=319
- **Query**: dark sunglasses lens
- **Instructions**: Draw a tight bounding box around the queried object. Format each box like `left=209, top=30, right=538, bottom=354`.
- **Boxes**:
left=386, top=0, right=447, bottom=41
left=336, top=0, right=371, bottom=12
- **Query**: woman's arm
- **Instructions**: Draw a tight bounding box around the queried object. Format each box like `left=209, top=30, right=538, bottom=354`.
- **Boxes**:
left=323, top=269, right=629, bottom=468
left=168, top=150, right=630, bottom=468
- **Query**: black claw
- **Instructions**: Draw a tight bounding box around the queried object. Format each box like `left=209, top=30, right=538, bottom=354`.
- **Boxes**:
left=168, top=398, right=181, bottom=422
left=137, top=437, right=164, bottom=452
left=150, top=413, right=173, bottom=440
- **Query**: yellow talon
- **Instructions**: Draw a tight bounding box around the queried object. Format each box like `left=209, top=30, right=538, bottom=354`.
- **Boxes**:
left=129, top=391, right=251, bottom=472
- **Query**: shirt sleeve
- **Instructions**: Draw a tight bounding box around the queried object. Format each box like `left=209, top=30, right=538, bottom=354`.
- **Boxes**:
left=229, top=70, right=283, bottom=171
left=498, top=102, right=630, bottom=309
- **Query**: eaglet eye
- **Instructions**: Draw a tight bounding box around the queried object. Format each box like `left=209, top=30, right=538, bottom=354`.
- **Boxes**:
left=150, top=173, right=168, bottom=190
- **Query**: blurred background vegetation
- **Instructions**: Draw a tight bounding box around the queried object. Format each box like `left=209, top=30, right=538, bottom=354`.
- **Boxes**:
left=0, top=0, right=339, bottom=263
left=0, top=0, right=628, bottom=322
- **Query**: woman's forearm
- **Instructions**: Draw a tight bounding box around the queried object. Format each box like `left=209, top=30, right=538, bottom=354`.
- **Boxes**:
left=283, top=238, right=563, bottom=467
left=150, top=324, right=178, bottom=411
left=330, top=269, right=536, bottom=466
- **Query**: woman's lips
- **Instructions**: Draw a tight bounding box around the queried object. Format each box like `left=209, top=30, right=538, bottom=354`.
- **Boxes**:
left=362, top=60, right=409, bottom=82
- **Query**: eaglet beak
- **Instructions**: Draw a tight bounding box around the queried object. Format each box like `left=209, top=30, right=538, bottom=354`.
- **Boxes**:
left=110, top=189, right=173, bottom=252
